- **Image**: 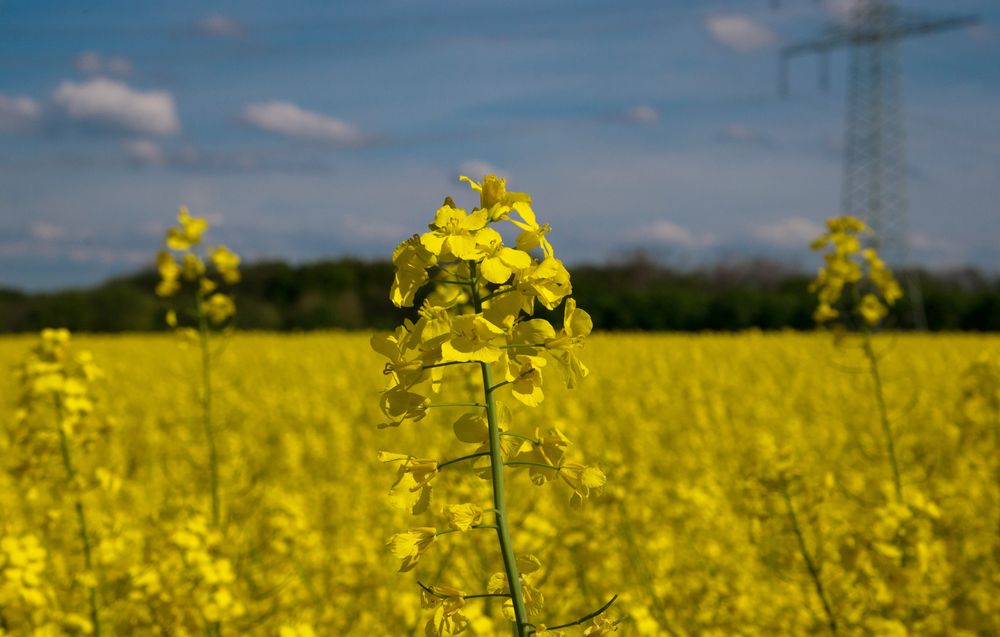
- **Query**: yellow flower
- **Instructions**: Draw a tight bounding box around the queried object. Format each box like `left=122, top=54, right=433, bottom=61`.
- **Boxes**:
left=167, top=206, right=208, bottom=251
left=379, top=386, right=430, bottom=428
left=441, top=314, right=506, bottom=363
left=391, top=235, right=437, bottom=308
left=166, top=206, right=208, bottom=250
left=211, top=245, right=241, bottom=284
left=809, top=215, right=902, bottom=328
left=420, top=204, right=490, bottom=261
left=460, top=173, right=530, bottom=220
left=545, top=298, right=592, bottom=388
left=421, top=585, right=470, bottom=637
left=155, top=251, right=181, bottom=297
left=279, top=624, right=316, bottom=637
left=182, top=252, right=205, bottom=281
left=379, top=451, right=438, bottom=515
left=517, top=258, right=572, bottom=312
left=507, top=354, right=546, bottom=407
left=583, top=617, right=619, bottom=636
left=559, top=463, right=606, bottom=507
left=204, top=293, right=235, bottom=325
left=444, top=503, right=483, bottom=532
left=386, top=527, right=436, bottom=572
left=516, top=428, right=570, bottom=485
left=480, top=237, right=533, bottom=285
left=509, top=202, right=554, bottom=258
left=859, top=293, right=888, bottom=326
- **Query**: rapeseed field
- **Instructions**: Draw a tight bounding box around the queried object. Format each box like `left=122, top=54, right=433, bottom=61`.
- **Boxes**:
left=1, top=180, right=998, bottom=635
left=2, top=331, right=997, bottom=636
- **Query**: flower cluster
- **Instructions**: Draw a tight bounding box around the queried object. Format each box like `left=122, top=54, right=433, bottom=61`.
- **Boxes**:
left=0, top=534, right=51, bottom=625
left=809, top=216, right=903, bottom=327
left=156, top=207, right=241, bottom=329
left=374, top=175, right=611, bottom=635
left=16, top=328, right=102, bottom=441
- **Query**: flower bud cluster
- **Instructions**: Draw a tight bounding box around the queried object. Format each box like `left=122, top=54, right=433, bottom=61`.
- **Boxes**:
left=809, top=216, right=903, bottom=327
left=156, top=207, right=241, bottom=329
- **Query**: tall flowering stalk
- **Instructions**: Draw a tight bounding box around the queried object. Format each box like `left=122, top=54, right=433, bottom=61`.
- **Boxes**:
left=16, top=329, right=104, bottom=636
left=809, top=216, right=904, bottom=500
left=374, top=175, right=615, bottom=636
left=155, top=207, right=241, bottom=527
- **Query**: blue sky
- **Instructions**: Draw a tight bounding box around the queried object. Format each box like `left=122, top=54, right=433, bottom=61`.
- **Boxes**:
left=1, top=0, right=998, bottom=289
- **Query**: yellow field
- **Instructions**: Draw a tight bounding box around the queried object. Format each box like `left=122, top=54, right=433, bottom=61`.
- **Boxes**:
left=1, top=332, right=998, bottom=636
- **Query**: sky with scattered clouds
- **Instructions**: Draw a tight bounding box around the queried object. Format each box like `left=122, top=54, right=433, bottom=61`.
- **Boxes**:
left=1, top=0, right=998, bottom=289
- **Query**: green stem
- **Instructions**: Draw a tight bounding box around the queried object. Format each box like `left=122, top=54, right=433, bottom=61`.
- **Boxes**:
left=196, top=294, right=221, bottom=527
left=427, top=402, right=485, bottom=409
left=417, top=581, right=511, bottom=600
left=500, top=432, right=539, bottom=445
left=196, top=294, right=222, bottom=637
left=504, top=461, right=560, bottom=472
left=480, top=286, right=517, bottom=303
left=470, top=261, right=530, bottom=637
left=780, top=476, right=837, bottom=636
left=438, top=451, right=490, bottom=470
left=422, top=361, right=472, bottom=370
left=861, top=330, right=902, bottom=501
left=434, top=525, right=499, bottom=538
left=531, top=595, right=619, bottom=633
left=55, top=399, right=102, bottom=637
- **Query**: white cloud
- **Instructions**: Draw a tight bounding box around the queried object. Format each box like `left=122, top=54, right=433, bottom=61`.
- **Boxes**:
left=638, top=220, right=717, bottom=248
left=705, top=15, right=776, bottom=53
left=53, top=78, right=180, bottom=135
left=123, top=138, right=165, bottom=165
left=75, top=51, right=133, bottom=76
left=30, top=222, right=66, bottom=242
left=751, top=217, right=825, bottom=247
left=0, top=94, right=42, bottom=132
left=623, top=104, right=659, bottom=125
left=456, top=159, right=503, bottom=180
left=196, top=14, right=244, bottom=38
left=241, top=101, right=364, bottom=144
left=720, top=123, right=773, bottom=146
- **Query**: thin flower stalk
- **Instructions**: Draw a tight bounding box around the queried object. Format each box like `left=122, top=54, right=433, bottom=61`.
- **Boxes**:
left=471, top=260, right=530, bottom=634
left=779, top=476, right=838, bottom=636
left=55, top=398, right=102, bottom=637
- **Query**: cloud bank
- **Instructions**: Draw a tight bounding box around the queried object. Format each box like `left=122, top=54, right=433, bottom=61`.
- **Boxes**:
left=705, top=15, right=776, bottom=53
left=52, top=78, right=180, bottom=136
left=241, top=101, right=364, bottom=145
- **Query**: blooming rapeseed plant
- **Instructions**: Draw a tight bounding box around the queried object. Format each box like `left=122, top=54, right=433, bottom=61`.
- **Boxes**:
left=373, top=175, right=615, bottom=636
left=810, top=216, right=905, bottom=500
left=15, top=329, right=105, bottom=636
left=155, top=206, right=241, bottom=527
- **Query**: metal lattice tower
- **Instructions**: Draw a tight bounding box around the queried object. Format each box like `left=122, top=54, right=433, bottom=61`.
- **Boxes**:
left=779, top=0, right=977, bottom=326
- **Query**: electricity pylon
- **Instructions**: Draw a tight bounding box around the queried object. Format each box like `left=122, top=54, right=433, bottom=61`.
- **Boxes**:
left=779, top=0, right=977, bottom=328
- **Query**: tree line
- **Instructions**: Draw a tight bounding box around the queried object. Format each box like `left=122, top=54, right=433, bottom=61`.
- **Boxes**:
left=1, top=257, right=998, bottom=332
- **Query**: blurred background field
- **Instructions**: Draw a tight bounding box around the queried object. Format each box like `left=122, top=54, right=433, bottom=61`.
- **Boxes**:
left=2, top=332, right=998, bottom=635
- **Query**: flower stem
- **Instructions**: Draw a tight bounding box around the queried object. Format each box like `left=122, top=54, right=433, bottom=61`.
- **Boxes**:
left=438, top=451, right=490, bottom=470
left=470, top=261, right=530, bottom=637
left=861, top=330, right=902, bottom=501
left=196, top=295, right=223, bottom=637
left=428, top=402, right=486, bottom=409
left=779, top=476, right=837, bottom=636
left=196, top=294, right=221, bottom=527
left=54, top=399, right=102, bottom=637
